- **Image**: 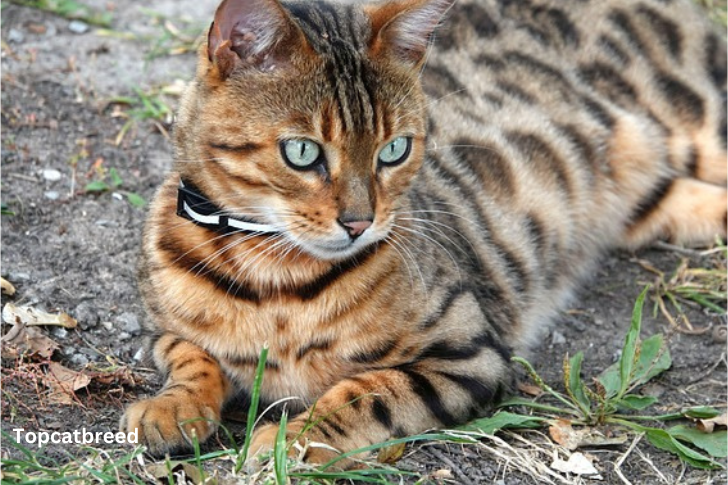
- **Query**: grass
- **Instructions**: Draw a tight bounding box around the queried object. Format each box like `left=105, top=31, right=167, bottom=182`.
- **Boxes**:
left=7, top=0, right=112, bottom=27
left=107, top=87, right=173, bottom=146
left=4, top=287, right=725, bottom=483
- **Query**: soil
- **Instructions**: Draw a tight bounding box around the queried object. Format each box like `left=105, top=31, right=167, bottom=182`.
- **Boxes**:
left=1, top=1, right=726, bottom=483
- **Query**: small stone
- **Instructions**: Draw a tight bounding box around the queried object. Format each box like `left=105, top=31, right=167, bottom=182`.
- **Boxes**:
left=95, top=220, right=118, bottom=227
left=101, top=321, right=113, bottom=331
left=42, top=169, right=62, bottom=181
left=118, top=331, right=132, bottom=341
left=7, top=28, right=24, bottom=44
left=44, top=191, right=60, bottom=200
left=7, top=272, right=31, bottom=282
left=68, top=20, right=89, bottom=34
left=551, top=330, right=566, bottom=345
left=75, top=301, right=99, bottom=330
left=115, top=312, right=141, bottom=336
left=51, top=327, right=68, bottom=339
left=133, top=347, right=145, bottom=362
left=69, top=353, right=89, bottom=367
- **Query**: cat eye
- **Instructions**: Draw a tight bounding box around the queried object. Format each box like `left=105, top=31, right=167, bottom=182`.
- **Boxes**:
left=378, top=137, right=411, bottom=166
left=281, top=139, right=322, bottom=169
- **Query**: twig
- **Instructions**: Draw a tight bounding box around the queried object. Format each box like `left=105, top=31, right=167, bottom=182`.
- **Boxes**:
left=426, top=445, right=475, bottom=485
left=614, top=432, right=644, bottom=485
left=634, top=447, right=669, bottom=484
left=653, top=241, right=707, bottom=258
left=686, top=353, right=727, bottom=385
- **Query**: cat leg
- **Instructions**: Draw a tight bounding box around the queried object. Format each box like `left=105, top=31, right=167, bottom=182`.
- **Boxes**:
left=248, top=349, right=508, bottom=466
left=120, top=333, right=231, bottom=455
left=623, top=177, right=727, bottom=249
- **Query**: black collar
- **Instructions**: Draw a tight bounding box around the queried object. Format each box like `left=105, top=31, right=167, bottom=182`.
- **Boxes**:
left=176, top=178, right=278, bottom=234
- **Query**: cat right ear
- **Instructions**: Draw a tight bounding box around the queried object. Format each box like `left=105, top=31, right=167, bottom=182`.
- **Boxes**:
left=207, top=0, right=308, bottom=79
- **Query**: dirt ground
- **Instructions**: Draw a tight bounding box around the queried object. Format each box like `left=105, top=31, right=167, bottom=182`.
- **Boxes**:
left=1, top=1, right=726, bottom=483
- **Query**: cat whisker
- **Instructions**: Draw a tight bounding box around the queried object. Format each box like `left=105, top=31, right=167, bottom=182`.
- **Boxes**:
left=391, top=222, right=462, bottom=281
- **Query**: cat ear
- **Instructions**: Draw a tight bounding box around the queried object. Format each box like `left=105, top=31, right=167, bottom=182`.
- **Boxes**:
left=366, top=0, right=454, bottom=65
left=207, top=0, right=306, bottom=78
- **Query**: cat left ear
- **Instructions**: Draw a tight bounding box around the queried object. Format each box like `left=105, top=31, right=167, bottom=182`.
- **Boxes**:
left=366, top=0, right=454, bottom=65
left=207, top=0, right=307, bottom=78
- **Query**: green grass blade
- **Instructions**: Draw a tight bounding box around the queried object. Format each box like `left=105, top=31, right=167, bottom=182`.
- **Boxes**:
left=274, top=411, right=289, bottom=485
left=237, top=345, right=269, bottom=471
left=619, top=287, right=649, bottom=397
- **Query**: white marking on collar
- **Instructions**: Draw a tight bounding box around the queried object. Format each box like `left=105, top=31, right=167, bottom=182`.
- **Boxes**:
left=179, top=186, right=278, bottom=234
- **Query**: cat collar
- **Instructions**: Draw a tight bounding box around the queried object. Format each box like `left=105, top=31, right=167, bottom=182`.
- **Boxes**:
left=176, top=178, right=278, bottom=234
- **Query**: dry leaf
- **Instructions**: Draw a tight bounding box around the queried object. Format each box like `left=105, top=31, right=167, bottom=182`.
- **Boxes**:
left=146, top=461, right=207, bottom=484
left=42, top=362, right=91, bottom=404
left=1, top=277, right=16, bottom=296
left=431, top=469, right=453, bottom=479
left=377, top=441, right=407, bottom=464
left=697, top=413, right=728, bottom=433
left=551, top=452, right=603, bottom=479
left=1, top=322, right=59, bottom=359
left=2, top=303, right=77, bottom=328
left=517, top=381, right=543, bottom=397
left=549, top=420, right=626, bottom=450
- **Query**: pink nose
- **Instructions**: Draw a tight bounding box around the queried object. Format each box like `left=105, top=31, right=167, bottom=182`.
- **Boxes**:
left=341, top=219, right=372, bottom=238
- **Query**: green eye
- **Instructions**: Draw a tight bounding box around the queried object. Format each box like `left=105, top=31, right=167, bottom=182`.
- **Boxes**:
left=378, top=137, right=411, bottom=165
left=281, top=139, right=321, bottom=168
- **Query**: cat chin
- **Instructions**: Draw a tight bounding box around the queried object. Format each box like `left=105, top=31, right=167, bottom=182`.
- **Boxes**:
left=294, top=238, right=377, bottom=262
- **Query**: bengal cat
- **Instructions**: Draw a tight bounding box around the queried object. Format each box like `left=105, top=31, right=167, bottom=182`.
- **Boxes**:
left=121, top=0, right=727, bottom=464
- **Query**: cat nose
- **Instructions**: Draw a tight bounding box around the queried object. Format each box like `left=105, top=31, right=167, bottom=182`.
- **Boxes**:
left=338, top=218, right=373, bottom=238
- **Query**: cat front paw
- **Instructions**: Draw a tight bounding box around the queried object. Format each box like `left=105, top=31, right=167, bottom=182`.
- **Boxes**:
left=247, top=421, right=343, bottom=466
left=120, top=394, right=219, bottom=456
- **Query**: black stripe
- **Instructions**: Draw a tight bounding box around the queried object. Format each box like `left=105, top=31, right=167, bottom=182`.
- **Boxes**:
left=161, top=337, right=184, bottom=358
left=705, top=32, right=727, bottom=90
left=372, top=396, right=393, bottom=429
left=296, top=339, right=332, bottom=360
left=685, top=145, right=698, bottom=178
left=345, top=390, right=361, bottom=410
left=163, top=383, right=195, bottom=396
left=398, top=367, right=458, bottom=427
left=226, top=355, right=280, bottom=370
left=609, top=9, right=647, bottom=57
left=293, top=242, right=379, bottom=300
left=186, top=371, right=211, bottom=382
left=524, top=213, right=547, bottom=259
left=425, top=156, right=528, bottom=297
left=578, top=62, right=637, bottom=105
left=437, top=372, right=496, bottom=404
left=324, top=419, right=347, bottom=437
left=655, top=72, right=705, bottom=125
left=350, top=338, right=399, bottom=364
left=173, top=357, right=197, bottom=372
left=580, top=95, right=615, bottom=129
left=208, top=142, right=262, bottom=153
left=421, top=287, right=468, bottom=329
left=157, top=234, right=261, bottom=302
left=545, top=7, right=579, bottom=47
left=504, top=52, right=571, bottom=91
left=451, top=138, right=516, bottom=197
left=423, top=64, right=468, bottom=99
left=506, top=131, right=573, bottom=199
left=628, top=178, right=675, bottom=224
left=418, top=331, right=511, bottom=363
left=636, top=5, right=682, bottom=61
left=598, top=35, right=631, bottom=67
left=496, top=81, right=535, bottom=104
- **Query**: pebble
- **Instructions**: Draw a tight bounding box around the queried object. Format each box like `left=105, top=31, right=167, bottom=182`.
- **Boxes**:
left=118, top=331, right=132, bottom=341
left=95, top=219, right=119, bottom=227
left=44, top=191, right=60, bottom=200
left=7, top=28, right=24, bottom=43
left=115, top=312, right=142, bottom=336
left=75, top=301, right=99, bottom=330
left=69, top=354, right=89, bottom=367
left=551, top=330, right=566, bottom=345
left=42, top=169, right=62, bottom=181
left=7, top=272, right=31, bottom=282
left=51, top=327, right=68, bottom=339
left=133, top=347, right=145, bottom=362
left=100, top=321, right=113, bottom=331
left=68, top=20, right=89, bottom=34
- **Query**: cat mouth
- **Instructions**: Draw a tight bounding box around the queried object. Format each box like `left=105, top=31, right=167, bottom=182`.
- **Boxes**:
left=295, top=235, right=379, bottom=261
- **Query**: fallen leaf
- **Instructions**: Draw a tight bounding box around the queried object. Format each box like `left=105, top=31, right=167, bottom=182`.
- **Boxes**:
left=1, top=322, right=59, bottom=359
left=377, top=441, right=407, bottom=464
left=697, top=413, right=727, bottom=433
left=42, top=362, right=91, bottom=405
left=146, top=461, right=208, bottom=484
left=549, top=420, right=627, bottom=450
left=431, top=469, right=453, bottom=479
left=1, top=277, right=16, bottom=296
left=2, top=303, right=77, bottom=328
left=551, top=452, right=603, bottom=479
left=517, top=381, right=543, bottom=397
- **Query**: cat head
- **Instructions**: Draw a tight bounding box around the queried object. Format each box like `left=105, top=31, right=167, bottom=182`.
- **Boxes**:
left=174, top=0, right=452, bottom=261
